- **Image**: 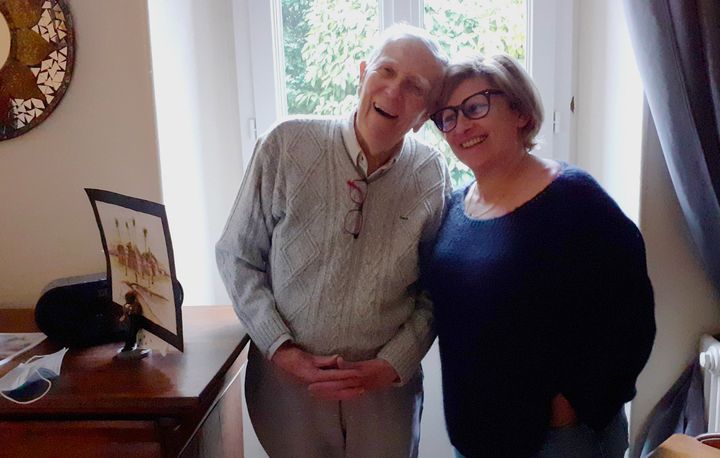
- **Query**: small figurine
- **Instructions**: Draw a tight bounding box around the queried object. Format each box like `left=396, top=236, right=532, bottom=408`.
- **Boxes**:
left=115, top=291, right=150, bottom=360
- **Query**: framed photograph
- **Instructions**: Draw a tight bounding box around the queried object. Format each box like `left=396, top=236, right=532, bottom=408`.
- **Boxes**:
left=85, top=189, right=183, bottom=352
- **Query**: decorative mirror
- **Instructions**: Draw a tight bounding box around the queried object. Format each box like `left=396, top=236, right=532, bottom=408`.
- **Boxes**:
left=0, top=0, right=74, bottom=141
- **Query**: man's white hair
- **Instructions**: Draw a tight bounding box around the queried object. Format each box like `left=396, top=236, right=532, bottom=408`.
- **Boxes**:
left=366, top=23, right=449, bottom=68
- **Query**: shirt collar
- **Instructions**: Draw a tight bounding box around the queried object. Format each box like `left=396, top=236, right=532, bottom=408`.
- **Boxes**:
left=341, top=111, right=403, bottom=180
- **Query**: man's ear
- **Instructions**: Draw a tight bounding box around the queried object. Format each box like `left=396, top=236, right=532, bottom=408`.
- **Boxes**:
left=517, top=113, right=530, bottom=129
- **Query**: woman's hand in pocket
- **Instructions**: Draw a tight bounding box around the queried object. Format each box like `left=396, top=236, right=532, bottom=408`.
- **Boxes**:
left=549, top=393, right=579, bottom=428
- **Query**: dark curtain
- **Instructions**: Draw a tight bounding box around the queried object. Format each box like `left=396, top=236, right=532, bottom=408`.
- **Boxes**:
left=623, top=2, right=720, bottom=455
left=623, top=0, right=720, bottom=290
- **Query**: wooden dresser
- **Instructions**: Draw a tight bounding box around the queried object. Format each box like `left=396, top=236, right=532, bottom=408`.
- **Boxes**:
left=0, top=306, right=249, bottom=458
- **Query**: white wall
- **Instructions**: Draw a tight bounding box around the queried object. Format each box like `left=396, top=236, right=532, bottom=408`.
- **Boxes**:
left=575, top=0, right=643, bottom=223
left=147, top=0, right=247, bottom=307
left=0, top=0, right=252, bottom=309
left=0, top=0, right=162, bottom=307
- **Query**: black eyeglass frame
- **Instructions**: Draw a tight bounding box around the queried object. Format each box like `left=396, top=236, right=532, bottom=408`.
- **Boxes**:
left=343, top=178, right=367, bottom=239
left=431, top=89, right=506, bottom=133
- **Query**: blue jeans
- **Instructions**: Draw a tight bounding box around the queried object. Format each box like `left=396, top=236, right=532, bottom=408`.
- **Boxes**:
left=453, top=410, right=628, bottom=458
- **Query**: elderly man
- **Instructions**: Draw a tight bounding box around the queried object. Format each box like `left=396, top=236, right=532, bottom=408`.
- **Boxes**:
left=216, top=24, right=450, bottom=457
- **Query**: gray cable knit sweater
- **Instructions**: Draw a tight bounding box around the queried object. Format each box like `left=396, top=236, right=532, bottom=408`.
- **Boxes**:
left=216, top=116, right=451, bottom=383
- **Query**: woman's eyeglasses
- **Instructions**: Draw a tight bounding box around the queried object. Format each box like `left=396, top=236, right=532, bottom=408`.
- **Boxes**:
left=344, top=179, right=367, bottom=239
left=430, top=89, right=505, bottom=133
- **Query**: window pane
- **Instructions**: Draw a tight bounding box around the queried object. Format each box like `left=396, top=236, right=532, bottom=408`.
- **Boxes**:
left=281, top=0, right=379, bottom=116
left=424, top=0, right=526, bottom=62
left=420, top=0, right=527, bottom=187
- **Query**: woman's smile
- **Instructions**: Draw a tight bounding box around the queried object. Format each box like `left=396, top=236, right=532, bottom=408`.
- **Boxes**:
left=460, top=135, right=488, bottom=149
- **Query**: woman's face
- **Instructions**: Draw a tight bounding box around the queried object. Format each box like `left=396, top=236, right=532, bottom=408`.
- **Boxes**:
left=441, top=76, right=528, bottom=172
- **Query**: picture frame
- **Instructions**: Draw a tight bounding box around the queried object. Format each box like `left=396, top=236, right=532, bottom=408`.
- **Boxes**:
left=85, top=189, right=183, bottom=352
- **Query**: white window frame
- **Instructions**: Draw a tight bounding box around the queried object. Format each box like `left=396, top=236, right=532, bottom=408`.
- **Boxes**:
left=243, top=0, right=576, bottom=162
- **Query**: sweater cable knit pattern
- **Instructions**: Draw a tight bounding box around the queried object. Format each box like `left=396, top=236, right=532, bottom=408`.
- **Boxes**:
left=217, top=116, right=451, bottom=383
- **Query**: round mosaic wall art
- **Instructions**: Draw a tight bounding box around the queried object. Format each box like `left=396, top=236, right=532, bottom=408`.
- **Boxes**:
left=0, top=0, right=74, bottom=141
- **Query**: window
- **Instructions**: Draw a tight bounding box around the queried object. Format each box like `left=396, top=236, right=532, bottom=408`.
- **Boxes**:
left=247, top=0, right=574, bottom=186
left=281, top=0, right=379, bottom=116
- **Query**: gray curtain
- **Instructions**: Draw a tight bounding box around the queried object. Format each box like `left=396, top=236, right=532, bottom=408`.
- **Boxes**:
left=630, top=361, right=705, bottom=457
left=623, top=1, right=720, bottom=455
left=623, top=0, right=720, bottom=289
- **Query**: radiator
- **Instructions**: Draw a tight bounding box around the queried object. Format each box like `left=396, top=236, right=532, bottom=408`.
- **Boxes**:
left=700, top=334, right=720, bottom=432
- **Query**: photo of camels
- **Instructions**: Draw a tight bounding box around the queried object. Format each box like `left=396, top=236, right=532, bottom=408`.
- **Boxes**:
left=95, top=201, right=177, bottom=334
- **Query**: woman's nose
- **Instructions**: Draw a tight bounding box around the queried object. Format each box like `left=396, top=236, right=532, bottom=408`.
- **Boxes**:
left=455, top=110, right=473, bottom=131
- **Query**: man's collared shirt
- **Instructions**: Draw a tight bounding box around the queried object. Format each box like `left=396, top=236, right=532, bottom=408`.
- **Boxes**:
left=341, top=112, right=402, bottom=181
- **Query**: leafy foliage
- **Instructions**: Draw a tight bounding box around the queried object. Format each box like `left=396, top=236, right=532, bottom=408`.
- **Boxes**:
left=424, top=0, right=525, bottom=61
left=281, top=0, right=526, bottom=187
left=282, top=0, right=377, bottom=115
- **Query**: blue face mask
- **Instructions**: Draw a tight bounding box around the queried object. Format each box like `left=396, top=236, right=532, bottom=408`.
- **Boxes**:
left=0, top=348, right=68, bottom=404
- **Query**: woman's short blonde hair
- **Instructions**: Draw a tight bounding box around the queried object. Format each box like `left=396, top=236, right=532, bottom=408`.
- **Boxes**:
left=437, top=54, right=544, bottom=152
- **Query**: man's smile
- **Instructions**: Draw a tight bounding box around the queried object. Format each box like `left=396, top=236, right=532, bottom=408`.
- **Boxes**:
left=373, top=103, right=398, bottom=119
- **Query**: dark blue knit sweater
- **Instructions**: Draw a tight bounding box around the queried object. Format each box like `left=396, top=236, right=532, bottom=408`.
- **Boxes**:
left=421, top=166, right=655, bottom=457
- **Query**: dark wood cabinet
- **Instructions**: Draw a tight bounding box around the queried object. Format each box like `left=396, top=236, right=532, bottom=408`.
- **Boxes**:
left=0, top=306, right=248, bottom=457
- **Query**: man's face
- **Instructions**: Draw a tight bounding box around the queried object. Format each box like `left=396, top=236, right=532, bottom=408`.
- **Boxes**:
left=355, top=38, right=444, bottom=157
